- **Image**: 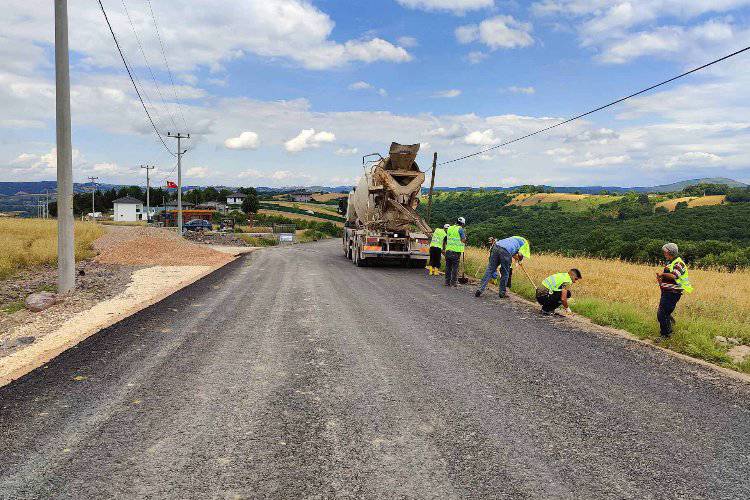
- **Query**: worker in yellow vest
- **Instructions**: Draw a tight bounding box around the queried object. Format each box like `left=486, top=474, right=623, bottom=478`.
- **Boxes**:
left=444, top=217, right=466, bottom=287
left=656, top=242, right=693, bottom=338
left=427, top=223, right=449, bottom=276
left=536, top=269, right=582, bottom=315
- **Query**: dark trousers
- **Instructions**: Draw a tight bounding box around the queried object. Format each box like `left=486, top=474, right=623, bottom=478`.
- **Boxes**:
left=429, top=247, right=442, bottom=268
left=657, top=290, right=681, bottom=337
left=477, top=246, right=512, bottom=295
left=536, top=289, right=569, bottom=312
left=444, top=250, right=461, bottom=285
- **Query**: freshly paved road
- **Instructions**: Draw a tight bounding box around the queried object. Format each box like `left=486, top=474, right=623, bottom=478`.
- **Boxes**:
left=1, top=240, right=749, bottom=499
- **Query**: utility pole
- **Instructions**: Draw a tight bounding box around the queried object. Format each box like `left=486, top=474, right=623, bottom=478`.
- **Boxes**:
left=141, top=164, right=154, bottom=222
left=88, top=176, right=98, bottom=218
left=426, top=152, right=438, bottom=226
left=55, top=0, right=75, bottom=293
left=167, top=132, right=189, bottom=234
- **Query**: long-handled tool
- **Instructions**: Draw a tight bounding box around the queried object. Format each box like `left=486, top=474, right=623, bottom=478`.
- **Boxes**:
left=458, top=253, right=469, bottom=284
left=517, top=262, right=538, bottom=289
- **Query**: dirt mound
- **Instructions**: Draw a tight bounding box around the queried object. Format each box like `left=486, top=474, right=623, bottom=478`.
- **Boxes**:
left=94, top=227, right=232, bottom=267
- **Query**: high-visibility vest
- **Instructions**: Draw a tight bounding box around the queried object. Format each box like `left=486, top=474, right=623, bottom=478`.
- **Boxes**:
left=542, top=272, right=572, bottom=293
left=445, top=225, right=465, bottom=253
left=517, top=237, right=531, bottom=259
left=430, top=228, right=447, bottom=248
left=667, top=257, right=694, bottom=294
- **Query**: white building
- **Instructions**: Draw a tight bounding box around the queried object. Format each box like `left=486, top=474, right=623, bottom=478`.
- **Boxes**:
left=113, top=196, right=144, bottom=222
left=227, top=192, right=246, bottom=210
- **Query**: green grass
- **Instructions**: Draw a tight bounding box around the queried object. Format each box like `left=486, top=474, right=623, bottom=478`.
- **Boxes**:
left=1, top=301, right=25, bottom=314
left=238, top=235, right=278, bottom=246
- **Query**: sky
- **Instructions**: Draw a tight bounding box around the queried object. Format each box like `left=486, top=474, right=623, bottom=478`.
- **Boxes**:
left=2, top=0, right=750, bottom=188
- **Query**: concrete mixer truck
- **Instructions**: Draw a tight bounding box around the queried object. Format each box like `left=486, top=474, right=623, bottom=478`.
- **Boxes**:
left=343, top=142, right=432, bottom=267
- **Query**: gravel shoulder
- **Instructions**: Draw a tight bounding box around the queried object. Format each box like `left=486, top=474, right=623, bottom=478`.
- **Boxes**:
left=1, top=240, right=749, bottom=499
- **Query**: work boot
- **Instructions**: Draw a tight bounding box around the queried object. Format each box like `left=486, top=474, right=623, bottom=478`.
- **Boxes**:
left=474, top=290, right=481, bottom=297
left=498, top=292, right=508, bottom=298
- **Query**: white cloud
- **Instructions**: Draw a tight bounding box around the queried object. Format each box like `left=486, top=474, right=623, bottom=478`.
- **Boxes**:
left=397, top=36, right=418, bottom=48
left=464, top=129, right=499, bottom=145
left=187, top=166, right=210, bottom=179
left=666, top=151, right=722, bottom=167
left=335, top=147, right=359, bottom=156
left=432, top=89, right=462, bottom=98
left=546, top=147, right=574, bottom=156
left=456, top=15, right=534, bottom=49
left=396, top=0, right=494, bottom=14
left=284, top=129, right=336, bottom=153
left=378, top=88, right=388, bottom=97
left=349, top=81, right=374, bottom=90
left=506, top=86, right=535, bottom=94
left=238, top=168, right=262, bottom=179
left=92, top=162, right=121, bottom=174
left=466, top=51, right=488, bottom=64
left=575, top=155, right=630, bottom=167
left=224, top=131, right=260, bottom=150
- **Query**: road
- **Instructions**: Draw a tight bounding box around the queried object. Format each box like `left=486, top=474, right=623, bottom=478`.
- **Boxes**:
left=1, top=240, right=749, bottom=499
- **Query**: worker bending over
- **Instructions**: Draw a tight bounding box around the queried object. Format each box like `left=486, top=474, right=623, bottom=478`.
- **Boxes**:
left=444, top=217, right=466, bottom=287
left=537, top=269, right=582, bottom=315
left=427, top=224, right=449, bottom=276
left=656, top=242, right=693, bottom=338
left=475, top=236, right=530, bottom=298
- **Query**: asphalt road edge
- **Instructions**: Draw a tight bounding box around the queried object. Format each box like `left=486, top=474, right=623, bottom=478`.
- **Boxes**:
left=0, top=253, right=250, bottom=389
left=463, top=272, right=750, bottom=384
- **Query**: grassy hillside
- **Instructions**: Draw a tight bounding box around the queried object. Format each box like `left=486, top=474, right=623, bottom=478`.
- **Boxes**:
left=421, top=189, right=750, bottom=270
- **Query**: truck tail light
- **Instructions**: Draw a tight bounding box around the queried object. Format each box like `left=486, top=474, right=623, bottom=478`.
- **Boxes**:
left=366, top=237, right=379, bottom=243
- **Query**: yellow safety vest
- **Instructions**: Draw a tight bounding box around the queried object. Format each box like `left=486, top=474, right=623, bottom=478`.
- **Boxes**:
left=517, top=237, right=531, bottom=259
left=430, top=228, right=447, bottom=248
left=542, top=272, right=572, bottom=293
left=445, top=225, right=465, bottom=253
left=667, top=257, right=694, bottom=294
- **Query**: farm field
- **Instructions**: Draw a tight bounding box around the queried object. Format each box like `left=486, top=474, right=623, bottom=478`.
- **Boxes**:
left=257, top=209, right=345, bottom=226
left=462, top=246, right=750, bottom=372
left=312, top=192, right=348, bottom=202
left=0, top=219, right=104, bottom=278
left=508, top=192, right=621, bottom=210
left=655, top=195, right=726, bottom=211
left=264, top=200, right=341, bottom=215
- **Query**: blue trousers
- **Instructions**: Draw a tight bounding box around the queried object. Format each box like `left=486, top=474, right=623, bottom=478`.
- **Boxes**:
left=477, top=246, right=512, bottom=295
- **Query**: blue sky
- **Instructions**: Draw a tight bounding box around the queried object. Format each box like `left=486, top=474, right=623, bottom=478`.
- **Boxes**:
left=2, top=0, right=750, bottom=187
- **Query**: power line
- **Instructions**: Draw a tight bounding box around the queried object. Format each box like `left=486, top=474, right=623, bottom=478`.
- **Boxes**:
left=439, top=45, right=750, bottom=166
left=146, top=0, right=189, bottom=131
left=97, top=0, right=176, bottom=157
left=120, top=0, right=179, bottom=130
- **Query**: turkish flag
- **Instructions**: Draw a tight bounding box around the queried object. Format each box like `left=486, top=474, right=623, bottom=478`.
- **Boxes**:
left=166, top=181, right=177, bottom=188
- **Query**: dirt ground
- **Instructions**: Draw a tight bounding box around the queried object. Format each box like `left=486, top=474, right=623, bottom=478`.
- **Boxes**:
left=1, top=226, right=236, bottom=360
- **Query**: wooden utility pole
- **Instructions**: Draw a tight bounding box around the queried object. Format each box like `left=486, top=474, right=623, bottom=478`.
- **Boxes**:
left=426, top=152, right=437, bottom=226
left=55, top=0, right=75, bottom=293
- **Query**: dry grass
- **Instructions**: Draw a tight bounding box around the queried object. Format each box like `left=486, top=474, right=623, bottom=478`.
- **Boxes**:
left=655, top=195, right=726, bottom=211
left=312, top=193, right=348, bottom=202
left=258, top=209, right=345, bottom=227
left=265, top=200, right=341, bottom=215
left=507, top=193, right=619, bottom=207
left=463, top=246, right=750, bottom=370
left=0, top=219, right=104, bottom=279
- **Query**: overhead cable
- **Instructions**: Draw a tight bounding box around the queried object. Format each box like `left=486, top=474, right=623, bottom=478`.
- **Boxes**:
left=97, top=0, right=176, bottom=157
left=439, top=45, right=750, bottom=166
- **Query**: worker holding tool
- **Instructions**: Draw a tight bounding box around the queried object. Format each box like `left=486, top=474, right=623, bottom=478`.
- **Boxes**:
left=656, top=242, right=693, bottom=338
left=444, top=217, right=466, bottom=287
left=475, top=236, right=530, bottom=298
left=536, top=269, right=582, bottom=315
left=427, top=224, right=449, bottom=276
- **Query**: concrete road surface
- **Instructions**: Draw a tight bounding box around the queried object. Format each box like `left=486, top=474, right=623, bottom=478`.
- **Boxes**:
left=1, top=240, right=749, bottom=499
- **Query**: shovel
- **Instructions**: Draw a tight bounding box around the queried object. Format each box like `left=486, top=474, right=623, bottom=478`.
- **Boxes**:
left=458, top=253, right=469, bottom=284
left=518, top=262, right=539, bottom=289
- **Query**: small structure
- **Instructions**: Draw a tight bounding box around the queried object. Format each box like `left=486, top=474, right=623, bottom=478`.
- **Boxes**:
left=164, top=201, right=196, bottom=211
left=227, top=192, right=246, bottom=210
left=113, top=196, right=144, bottom=222
left=197, top=201, right=227, bottom=213
left=289, top=191, right=313, bottom=202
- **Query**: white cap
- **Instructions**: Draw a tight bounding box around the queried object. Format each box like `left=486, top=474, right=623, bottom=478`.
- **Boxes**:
left=457, top=216, right=466, bottom=225
left=443, top=223, right=450, bottom=229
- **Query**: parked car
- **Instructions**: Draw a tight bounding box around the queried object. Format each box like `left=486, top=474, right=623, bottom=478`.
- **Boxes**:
left=184, top=219, right=212, bottom=231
